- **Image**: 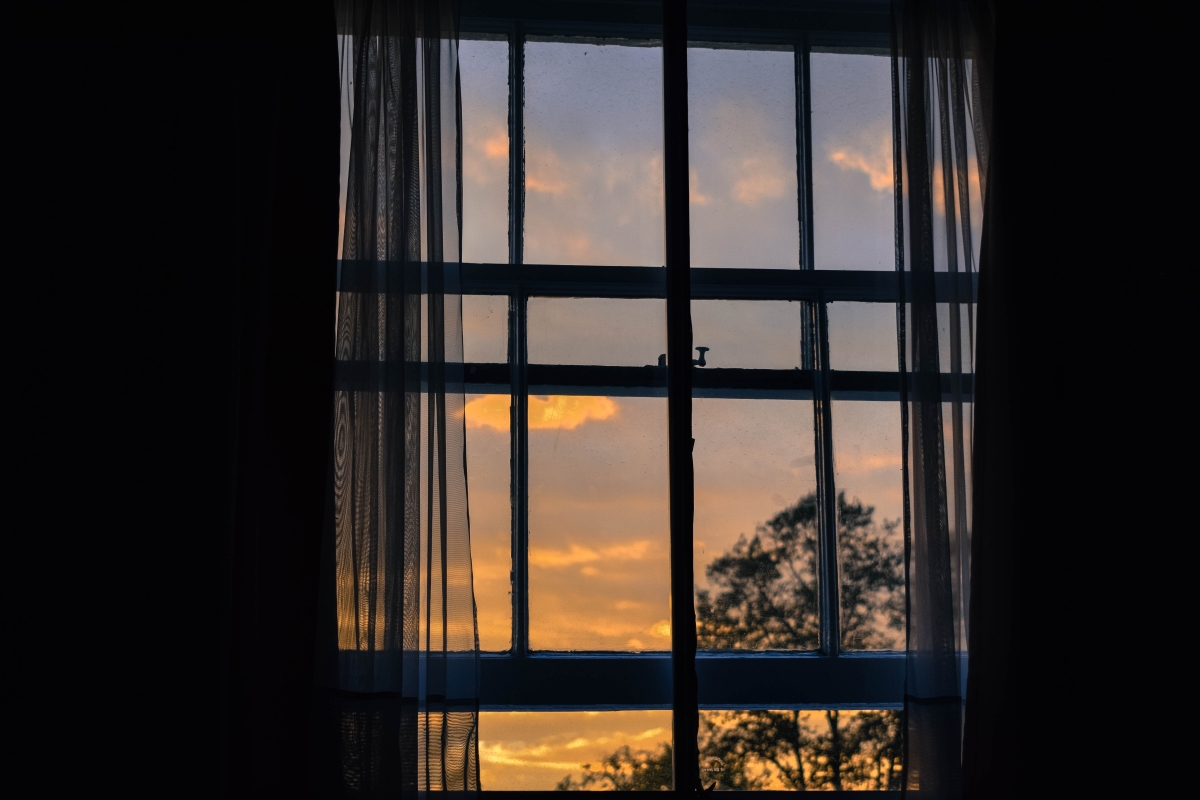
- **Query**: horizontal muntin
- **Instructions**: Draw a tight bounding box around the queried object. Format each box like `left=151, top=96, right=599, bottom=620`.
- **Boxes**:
left=479, top=651, right=904, bottom=711
left=336, top=362, right=973, bottom=401
left=338, top=261, right=977, bottom=304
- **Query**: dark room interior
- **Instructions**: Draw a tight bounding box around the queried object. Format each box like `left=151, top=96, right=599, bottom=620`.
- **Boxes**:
left=7, top=0, right=1180, bottom=796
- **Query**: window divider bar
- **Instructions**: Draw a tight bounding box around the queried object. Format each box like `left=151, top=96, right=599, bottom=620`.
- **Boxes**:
left=812, top=295, right=841, bottom=657
left=508, top=29, right=529, bottom=658
left=508, top=289, right=529, bottom=658
left=663, top=0, right=699, bottom=792
left=508, top=26, right=524, bottom=267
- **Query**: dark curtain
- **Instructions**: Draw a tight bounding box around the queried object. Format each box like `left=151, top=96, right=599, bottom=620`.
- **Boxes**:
left=892, top=0, right=993, bottom=795
left=319, top=0, right=479, bottom=794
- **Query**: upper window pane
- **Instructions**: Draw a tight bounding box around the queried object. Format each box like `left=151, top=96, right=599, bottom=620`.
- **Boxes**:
left=688, top=46, right=799, bottom=269
left=810, top=51, right=894, bottom=271
left=523, top=40, right=664, bottom=266
left=460, top=38, right=510, bottom=264
left=692, top=300, right=803, bottom=370
left=528, top=297, right=666, bottom=367
left=827, top=301, right=896, bottom=372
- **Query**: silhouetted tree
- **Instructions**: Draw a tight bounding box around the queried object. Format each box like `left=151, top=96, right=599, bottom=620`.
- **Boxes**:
left=557, top=492, right=905, bottom=791
left=554, top=743, right=673, bottom=791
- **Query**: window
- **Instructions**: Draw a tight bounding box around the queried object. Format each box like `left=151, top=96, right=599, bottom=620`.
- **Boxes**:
left=451, top=1, right=970, bottom=791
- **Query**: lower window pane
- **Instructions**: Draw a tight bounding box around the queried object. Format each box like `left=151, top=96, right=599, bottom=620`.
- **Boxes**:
left=693, top=398, right=819, bottom=650
left=465, top=393, right=513, bottom=652
left=830, top=400, right=905, bottom=651
left=528, top=395, right=670, bottom=651
left=699, top=709, right=903, bottom=790
left=480, top=710, right=673, bottom=790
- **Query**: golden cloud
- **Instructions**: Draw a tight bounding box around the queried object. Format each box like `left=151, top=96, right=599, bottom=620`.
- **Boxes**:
left=829, top=134, right=894, bottom=192
left=483, top=133, right=508, bottom=160
left=464, top=394, right=619, bottom=432
left=526, top=149, right=572, bottom=195
left=732, top=157, right=786, bottom=206
left=529, top=543, right=601, bottom=568
left=529, top=395, right=618, bottom=430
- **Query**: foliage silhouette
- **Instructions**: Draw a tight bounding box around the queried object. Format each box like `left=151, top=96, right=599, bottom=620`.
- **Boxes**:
left=554, top=743, right=673, bottom=791
left=557, top=492, right=905, bottom=790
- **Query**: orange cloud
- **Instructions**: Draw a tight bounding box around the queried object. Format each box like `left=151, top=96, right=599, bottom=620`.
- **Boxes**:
left=483, top=133, right=508, bottom=160
left=689, top=168, right=709, bottom=205
left=467, top=394, right=617, bottom=431
left=529, top=395, right=618, bottom=430
left=732, top=158, right=786, bottom=206
left=829, top=135, right=894, bottom=192
left=529, top=543, right=601, bottom=568
left=526, top=149, right=572, bottom=195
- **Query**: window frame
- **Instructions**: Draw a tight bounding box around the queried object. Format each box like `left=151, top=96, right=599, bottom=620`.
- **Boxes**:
left=449, top=0, right=973, bottom=714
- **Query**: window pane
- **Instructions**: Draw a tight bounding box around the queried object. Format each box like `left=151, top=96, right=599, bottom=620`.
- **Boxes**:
left=523, top=40, right=664, bottom=266
left=460, top=38, right=510, bottom=264
left=692, top=300, right=803, bottom=370
left=528, top=395, right=670, bottom=650
left=481, top=710, right=673, bottom=790
left=528, top=297, right=666, bottom=367
left=830, top=400, right=905, bottom=651
left=827, top=301, right=897, bottom=372
left=700, top=709, right=903, bottom=790
left=693, top=398, right=819, bottom=650
left=462, top=294, right=508, bottom=364
left=811, top=51, right=894, bottom=271
left=688, top=46, right=799, bottom=269
left=465, top=393, right=512, bottom=651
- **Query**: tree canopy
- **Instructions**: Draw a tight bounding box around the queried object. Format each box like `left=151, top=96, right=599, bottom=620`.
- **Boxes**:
left=557, top=491, right=906, bottom=791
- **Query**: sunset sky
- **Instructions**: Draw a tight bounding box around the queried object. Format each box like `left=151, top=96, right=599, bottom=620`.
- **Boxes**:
left=451, top=39, right=917, bottom=788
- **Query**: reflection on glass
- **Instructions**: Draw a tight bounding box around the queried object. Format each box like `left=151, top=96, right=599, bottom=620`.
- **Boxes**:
left=528, top=297, right=666, bottom=366
left=699, top=709, right=903, bottom=790
left=692, top=300, right=803, bottom=370
left=528, top=395, right=669, bottom=650
left=465, top=394, right=512, bottom=651
left=462, top=294, right=508, bottom=364
left=693, top=398, right=818, bottom=650
left=827, top=301, right=897, bottom=372
left=688, top=46, right=799, bottom=269
left=480, top=710, right=673, bottom=790
left=811, top=51, right=894, bottom=271
left=460, top=38, right=510, bottom=263
left=830, top=401, right=905, bottom=650
left=523, top=40, right=664, bottom=265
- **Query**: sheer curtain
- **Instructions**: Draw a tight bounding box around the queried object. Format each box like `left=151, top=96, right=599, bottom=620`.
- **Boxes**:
left=326, top=0, right=478, bottom=793
left=892, top=0, right=993, bottom=796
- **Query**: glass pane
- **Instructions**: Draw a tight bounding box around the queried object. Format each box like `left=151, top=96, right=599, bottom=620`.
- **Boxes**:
left=810, top=51, right=894, bottom=271
left=460, top=38, right=510, bottom=264
left=481, top=710, right=673, bottom=790
left=528, top=297, right=666, bottom=367
left=830, top=400, right=905, bottom=651
left=528, top=395, right=670, bottom=650
left=462, top=294, right=508, bottom=364
left=692, top=300, right=803, bottom=370
left=693, top=398, right=819, bottom=650
left=700, top=709, right=903, bottom=790
left=688, top=46, right=799, bottom=269
left=827, top=301, right=897, bottom=372
left=465, top=393, right=512, bottom=651
left=523, top=39, right=664, bottom=266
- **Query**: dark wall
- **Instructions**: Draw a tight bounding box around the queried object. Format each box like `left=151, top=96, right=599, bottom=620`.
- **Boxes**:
left=8, top=3, right=337, bottom=795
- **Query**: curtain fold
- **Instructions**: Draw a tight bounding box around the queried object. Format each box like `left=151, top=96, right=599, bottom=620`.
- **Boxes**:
left=892, top=1, right=993, bottom=796
left=326, top=0, right=477, bottom=793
